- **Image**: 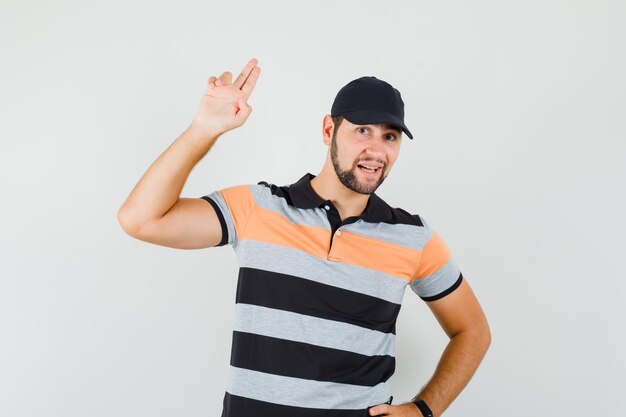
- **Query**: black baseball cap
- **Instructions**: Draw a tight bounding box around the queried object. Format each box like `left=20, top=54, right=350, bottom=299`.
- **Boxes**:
left=331, top=76, right=413, bottom=139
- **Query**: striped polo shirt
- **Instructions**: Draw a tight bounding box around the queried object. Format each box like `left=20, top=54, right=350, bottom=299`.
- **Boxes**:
left=201, top=172, right=463, bottom=417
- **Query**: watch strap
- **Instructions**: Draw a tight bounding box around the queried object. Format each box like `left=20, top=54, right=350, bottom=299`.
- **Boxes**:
left=410, top=398, right=433, bottom=417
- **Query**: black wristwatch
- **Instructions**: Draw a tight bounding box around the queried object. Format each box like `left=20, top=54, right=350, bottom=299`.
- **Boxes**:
left=410, top=398, right=433, bottom=417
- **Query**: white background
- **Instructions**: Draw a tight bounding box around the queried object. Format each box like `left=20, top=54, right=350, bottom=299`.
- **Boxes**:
left=1, top=0, right=624, bottom=416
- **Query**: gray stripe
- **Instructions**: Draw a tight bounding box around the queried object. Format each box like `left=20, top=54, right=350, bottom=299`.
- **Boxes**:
left=234, top=240, right=407, bottom=304
left=409, top=257, right=461, bottom=298
left=252, top=184, right=331, bottom=229
left=341, top=220, right=431, bottom=251
left=226, top=366, right=392, bottom=409
left=205, top=190, right=238, bottom=246
left=233, top=303, right=395, bottom=356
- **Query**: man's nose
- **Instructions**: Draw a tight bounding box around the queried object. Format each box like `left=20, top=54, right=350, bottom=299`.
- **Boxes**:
left=364, top=137, right=386, bottom=156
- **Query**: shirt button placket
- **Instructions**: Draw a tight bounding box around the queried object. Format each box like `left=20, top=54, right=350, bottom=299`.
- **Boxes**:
left=328, top=228, right=343, bottom=262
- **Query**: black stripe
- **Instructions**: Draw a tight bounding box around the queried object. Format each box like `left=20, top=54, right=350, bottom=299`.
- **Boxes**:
left=221, top=391, right=374, bottom=417
left=421, top=272, right=463, bottom=302
left=201, top=196, right=228, bottom=246
left=235, top=267, right=400, bottom=334
left=231, top=331, right=395, bottom=386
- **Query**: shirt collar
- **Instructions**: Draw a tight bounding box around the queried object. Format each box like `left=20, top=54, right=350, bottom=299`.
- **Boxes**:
left=288, top=172, right=393, bottom=223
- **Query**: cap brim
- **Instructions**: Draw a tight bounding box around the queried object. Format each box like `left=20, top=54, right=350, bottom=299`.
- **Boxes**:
left=340, top=110, right=413, bottom=139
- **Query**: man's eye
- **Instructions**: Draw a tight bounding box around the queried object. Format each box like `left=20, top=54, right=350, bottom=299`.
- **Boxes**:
left=358, top=127, right=369, bottom=134
left=386, top=134, right=397, bottom=141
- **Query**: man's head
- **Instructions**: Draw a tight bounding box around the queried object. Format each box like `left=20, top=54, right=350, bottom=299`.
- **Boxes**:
left=321, top=76, right=411, bottom=195
left=323, top=114, right=402, bottom=195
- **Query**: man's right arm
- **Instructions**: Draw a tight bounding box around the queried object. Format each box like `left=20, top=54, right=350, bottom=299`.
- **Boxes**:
left=117, top=58, right=261, bottom=249
left=117, top=126, right=224, bottom=249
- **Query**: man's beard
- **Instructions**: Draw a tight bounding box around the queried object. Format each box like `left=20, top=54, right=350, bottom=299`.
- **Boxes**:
left=330, top=134, right=387, bottom=195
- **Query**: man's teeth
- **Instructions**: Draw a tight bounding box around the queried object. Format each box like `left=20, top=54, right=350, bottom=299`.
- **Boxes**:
left=359, top=165, right=378, bottom=173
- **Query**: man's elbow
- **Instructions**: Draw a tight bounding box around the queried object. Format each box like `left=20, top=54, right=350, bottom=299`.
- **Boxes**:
left=117, top=208, right=142, bottom=237
left=481, top=322, right=492, bottom=351
left=475, top=319, right=492, bottom=354
left=460, top=318, right=491, bottom=353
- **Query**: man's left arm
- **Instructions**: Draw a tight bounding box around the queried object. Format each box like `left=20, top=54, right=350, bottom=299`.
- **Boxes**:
left=410, top=276, right=491, bottom=417
left=367, top=276, right=490, bottom=417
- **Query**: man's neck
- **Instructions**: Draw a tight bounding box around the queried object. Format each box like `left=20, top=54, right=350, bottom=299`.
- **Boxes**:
left=309, top=171, right=371, bottom=221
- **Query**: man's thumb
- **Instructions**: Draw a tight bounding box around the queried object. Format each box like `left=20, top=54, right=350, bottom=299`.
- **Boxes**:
left=236, top=98, right=252, bottom=120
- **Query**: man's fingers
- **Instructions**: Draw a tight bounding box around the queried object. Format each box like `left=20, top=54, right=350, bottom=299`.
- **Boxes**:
left=234, top=58, right=259, bottom=90
left=217, top=71, right=232, bottom=86
left=205, top=58, right=259, bottom=97
left=367, top=403, right=392, bottom=416
left=240, top=66, right=261, bottom=99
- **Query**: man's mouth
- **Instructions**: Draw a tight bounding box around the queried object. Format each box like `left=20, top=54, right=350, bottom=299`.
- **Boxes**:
left=357, top=164, right=381, bottom=174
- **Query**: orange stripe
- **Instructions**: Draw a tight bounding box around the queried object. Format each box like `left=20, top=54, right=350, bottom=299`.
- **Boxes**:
left=240, top=205, right=420, bottom=281
left=413, top=231, right=451, bottom=280
left=220, top=185, right=256, bottom=238
left=339, top=231, right=420, bottom=281
left=242, top=205, right=330, bottom=259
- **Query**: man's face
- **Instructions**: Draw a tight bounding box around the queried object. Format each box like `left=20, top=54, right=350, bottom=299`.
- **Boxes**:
left=329, top=117, right=402, bottom=195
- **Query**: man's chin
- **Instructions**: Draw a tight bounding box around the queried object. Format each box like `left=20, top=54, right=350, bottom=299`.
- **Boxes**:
left=353, top=179, right=383, bottom=195
left=354, top=170, right=385, bottom=192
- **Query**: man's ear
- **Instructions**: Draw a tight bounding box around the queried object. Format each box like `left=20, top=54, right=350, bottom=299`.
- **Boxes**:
left=322, top=115, right=334, bottom=146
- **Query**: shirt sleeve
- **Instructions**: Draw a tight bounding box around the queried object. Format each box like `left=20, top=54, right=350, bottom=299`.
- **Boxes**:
left=409, top=215, right=463, bottom=301
left=200, top=184, right=257, bottom=247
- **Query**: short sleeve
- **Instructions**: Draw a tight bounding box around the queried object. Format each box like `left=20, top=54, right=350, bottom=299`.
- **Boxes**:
left=200, top=184, right=256, bottom=247
left=409, top=216, right=463, bottom=301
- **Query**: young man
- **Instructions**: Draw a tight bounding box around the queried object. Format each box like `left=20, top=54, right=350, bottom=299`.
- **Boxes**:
left=118, top=58, right=491, bottom=417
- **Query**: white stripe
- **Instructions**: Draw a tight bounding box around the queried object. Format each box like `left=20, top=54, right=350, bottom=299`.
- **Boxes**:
left=226, top=366, right=392, bottom=410
left=233, top=303, right=395, bottom=356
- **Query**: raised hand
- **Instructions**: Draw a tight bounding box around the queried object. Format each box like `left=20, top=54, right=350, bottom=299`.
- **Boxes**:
left=190, top=58, right=261, bottom=139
